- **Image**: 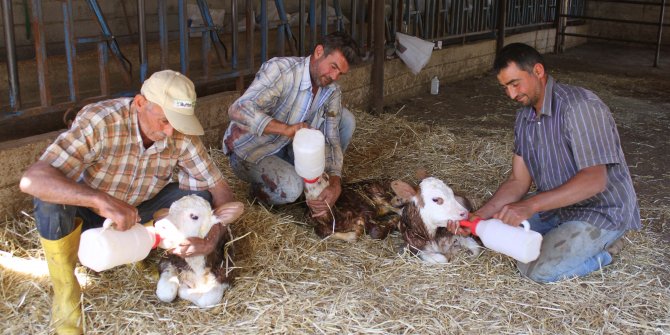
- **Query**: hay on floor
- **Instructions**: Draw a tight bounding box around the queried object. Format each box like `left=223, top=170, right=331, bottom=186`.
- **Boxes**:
left=1, top=110, right=668, bottom=334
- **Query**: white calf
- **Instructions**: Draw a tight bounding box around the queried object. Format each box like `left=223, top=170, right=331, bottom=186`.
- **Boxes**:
left=153, top=195, right=243, bottom=308
left=392, top=177, right=481, bottom=263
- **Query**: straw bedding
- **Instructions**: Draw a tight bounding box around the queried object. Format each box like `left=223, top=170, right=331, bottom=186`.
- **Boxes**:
left=0, top=110, right=668, bottom=334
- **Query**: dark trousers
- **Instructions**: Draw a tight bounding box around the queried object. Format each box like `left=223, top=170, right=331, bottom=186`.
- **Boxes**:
left=34, top=183, right=211, bottom=240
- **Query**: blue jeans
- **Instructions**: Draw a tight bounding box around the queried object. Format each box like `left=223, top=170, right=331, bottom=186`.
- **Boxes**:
left=229, top=107, right=355, bottom=205
left=517, top=214, right=625, bottom=283
left=34, top=183, right=211, bottom=240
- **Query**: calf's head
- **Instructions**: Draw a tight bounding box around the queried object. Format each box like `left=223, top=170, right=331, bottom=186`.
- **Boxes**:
left=392, top=177, right=468, bottom=230
left=154, top=195, right=218, bottom=250
left=153, top=195, right=245, bottom=251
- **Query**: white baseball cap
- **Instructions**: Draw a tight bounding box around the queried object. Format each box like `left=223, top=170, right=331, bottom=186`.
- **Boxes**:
left=141, top=70, right=204, bottom=136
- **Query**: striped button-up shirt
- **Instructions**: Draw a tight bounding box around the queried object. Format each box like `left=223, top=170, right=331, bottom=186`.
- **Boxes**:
left=41, top=97, right=223, bottom=207
left=514, top=75, right=640, bottom=231
left=222, top=56, right=345, bottom=176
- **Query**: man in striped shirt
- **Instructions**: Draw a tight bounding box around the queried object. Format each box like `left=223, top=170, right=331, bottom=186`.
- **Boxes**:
left=451, top=43, right=640, bottom=283
left=20, top=70, right=237, bottom=334
left=222, top=31, right=360, bottom=218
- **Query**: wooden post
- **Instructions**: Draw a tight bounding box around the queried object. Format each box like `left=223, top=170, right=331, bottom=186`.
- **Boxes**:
left=372, top=0, right=385, bottom=114
left=496, top=0, right=507, bottom=52
left=654, top=0, right=666, bottom=67
left=554, top=0, right=568, bottom=53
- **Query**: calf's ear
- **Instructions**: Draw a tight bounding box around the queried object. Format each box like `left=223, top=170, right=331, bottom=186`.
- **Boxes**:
left=415, top=168, right=429, bottom=181
left=454, top=194, right=473, bottom=212
left=391, top=180, right=417, bottom=202
left=213, top=201, right=245, bottom=225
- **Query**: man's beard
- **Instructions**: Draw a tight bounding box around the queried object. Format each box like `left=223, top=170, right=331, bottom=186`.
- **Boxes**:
left=320, top=76, right=332, bottom=86
left=516, top=94, right=537, bottom=107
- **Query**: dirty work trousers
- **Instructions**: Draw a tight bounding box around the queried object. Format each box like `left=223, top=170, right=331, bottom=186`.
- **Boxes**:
left=518, top=214, right=626, bottom=283
left=229, top=108, right=355, bottom=205
left=34, top=183, right=211, bottom=240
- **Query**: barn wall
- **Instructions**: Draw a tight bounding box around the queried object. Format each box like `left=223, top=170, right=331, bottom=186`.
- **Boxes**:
left=0, top=27, right=588, bottom=219
left=2, top=0, right=203, bottom=57
left=585, top=2, right=669, bottom=46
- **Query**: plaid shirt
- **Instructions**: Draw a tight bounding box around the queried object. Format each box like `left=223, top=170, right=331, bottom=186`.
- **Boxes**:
left=40, top=97, right=223, bottom=207
left=222, top=56, right=345, bottom=176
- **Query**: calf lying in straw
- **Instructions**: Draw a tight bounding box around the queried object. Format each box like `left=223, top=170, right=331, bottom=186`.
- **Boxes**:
left=306, top=175, right=481, bottom=263
left=391, top=177, right=481, bottom=263
left=153, top=195, right=244, bottom=308
left=306, top=177, right=403, bottom=242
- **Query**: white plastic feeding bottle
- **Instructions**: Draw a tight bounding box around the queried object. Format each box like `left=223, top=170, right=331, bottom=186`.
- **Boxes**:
left=460, top=218, right=543, bottom=263
left=78, top=219, right=161, bottom=272
left=293, top=128, right=328, bottom=200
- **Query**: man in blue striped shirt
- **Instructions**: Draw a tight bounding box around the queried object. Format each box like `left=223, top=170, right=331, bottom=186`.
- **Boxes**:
left=453, top=43, right=640, bottom=282
left=222, top=32, right=360, bottom=217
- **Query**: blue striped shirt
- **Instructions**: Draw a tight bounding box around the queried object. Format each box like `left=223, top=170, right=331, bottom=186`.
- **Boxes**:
left=222, top=56, right=345, bottom=176
left=514, top=75, right=641, bottom=231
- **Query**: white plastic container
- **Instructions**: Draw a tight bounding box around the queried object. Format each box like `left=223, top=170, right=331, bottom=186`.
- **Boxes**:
left=431, top=76, right=440, bottom=95
left=460, top=218, right=543, bottom=263
left=78, top=221, right=161, bottom=272
left=293, top=128, right=325, bottom=181
left=396, top=32, right=434, bottom=75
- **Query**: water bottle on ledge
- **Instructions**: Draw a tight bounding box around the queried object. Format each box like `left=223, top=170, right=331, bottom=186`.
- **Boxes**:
left=459, top=217, right=543, bottom=263
left=78, top=219, right=162, bottom=272
left=430, top=76, right=440, bottom=95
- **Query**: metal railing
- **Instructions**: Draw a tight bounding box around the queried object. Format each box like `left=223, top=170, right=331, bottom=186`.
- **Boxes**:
left=396, top=0, right=586, bottom=44
left=1, top=0, right=587, bottom=140
left=556, top=0, right=667, bottom=66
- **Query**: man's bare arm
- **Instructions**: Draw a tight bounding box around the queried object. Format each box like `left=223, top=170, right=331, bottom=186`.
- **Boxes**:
left=263, top=119, right=310, bottom=138
left=208, top=179, right=236, bottom=209
left=495, top=164, right=607, bottom=225
left=475, top=154, right=533, bottom=219
left=19, top=160, right=138, bottom=230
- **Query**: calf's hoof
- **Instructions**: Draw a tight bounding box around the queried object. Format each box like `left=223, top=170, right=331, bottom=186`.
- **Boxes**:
left=607, top=237, right=625, bottom=256
left=419, top=252, right=449, bottom=264
left=180, top=283, right=228, bottom=308
left=156, top=274, right=179, bottom=303
left=331, top=231, right=359, bottom=242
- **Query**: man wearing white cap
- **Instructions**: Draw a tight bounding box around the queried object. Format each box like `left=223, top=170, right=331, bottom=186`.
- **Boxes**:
left=20, top=70, right=237, bottom=334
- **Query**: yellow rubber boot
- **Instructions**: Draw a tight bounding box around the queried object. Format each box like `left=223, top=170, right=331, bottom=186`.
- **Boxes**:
left=40, top=219, right=83, bottom=335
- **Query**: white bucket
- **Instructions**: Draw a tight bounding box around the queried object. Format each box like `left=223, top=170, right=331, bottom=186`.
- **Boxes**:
left=293, top=128, right=325, bottom=180
left=396, top=32, right=434, bottom=75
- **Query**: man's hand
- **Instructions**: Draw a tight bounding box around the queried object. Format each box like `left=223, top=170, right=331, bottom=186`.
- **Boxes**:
left=263, top=119, right=310, bottom=139
left=96, top=194, right=139, bottom=231
left=307, top=176, right=342, bottom=218
left=169, top=236, right=213, bottom=258
left=447, top=212, right=481, bottom=236
left=170, top=222, right=224, bottom=258
left=493, top=201, right=535, bottom=227
left=20, top=160, right=140, bottom=231
left=284, top=122, right=311, bottom=139
left=446, top=220, right=472, bottom=236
